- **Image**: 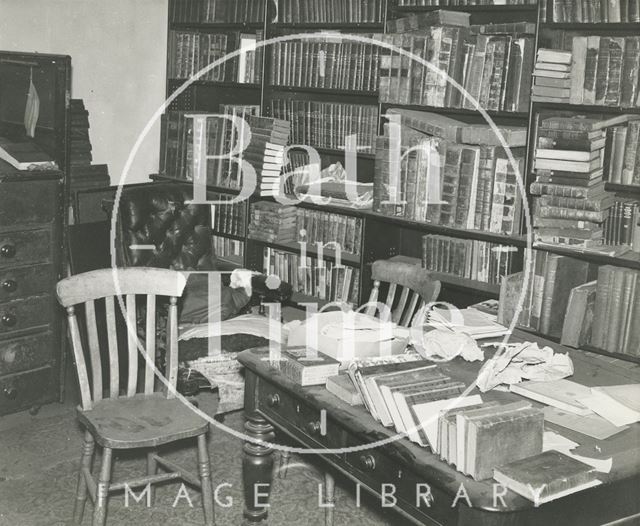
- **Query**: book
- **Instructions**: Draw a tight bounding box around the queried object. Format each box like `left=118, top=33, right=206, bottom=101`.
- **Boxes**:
left=510, top=379, right=592, bottom=415
left=326, top=374, right=362, bottom=406
left=276, top=347, right=340, bottom=386
left=560, top=281, right=598, bottom=348
left=493, top=450, right=600, bottom=505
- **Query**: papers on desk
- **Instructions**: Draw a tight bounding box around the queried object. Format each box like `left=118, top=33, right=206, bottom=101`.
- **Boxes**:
left=543, top=431, right=612, bottom=473
left=544, top=407, right=629, bottom=440
left=426, top=307, right=510, bottom=340
left=578, top=384, right=640, bottom=427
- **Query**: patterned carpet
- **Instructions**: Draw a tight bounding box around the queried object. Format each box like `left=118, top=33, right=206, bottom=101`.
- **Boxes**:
left=0, top=393, right=404, bottom=526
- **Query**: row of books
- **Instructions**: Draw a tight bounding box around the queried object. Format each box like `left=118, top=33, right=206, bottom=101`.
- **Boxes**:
left=276, top=0, right=385, bottom=22
left=269, top=40, right=381, bottom=92
left=269, top=99, right=378, bottom=153
left=603, top=199, right=640, bottom=248
left=297, top=208, right=363, bottom=255
left=547, top=0, right=640, bottom=23
left=379, top=22, right=535, bottom=112
left=590, top=266, right=640, bottom=356
left=167, top=30, right=264, bottom=83
left=212, top=235, right=244, bottom=265
left=607, top=119, right=640, bottom=186
left=396, top=0, right=536, bottom=4
left=262, top=247, right=361, bottom=303
left=530, top=114, right=633, bottom=250
left=373, top=110, right=526, bottom=235
left=248, top=202, right=298, bottom=243
left=421, top=234, right=518, bottom=285
left=169, top=0, right=265, bottom=23
left=210, top=192, right=245, bottom=237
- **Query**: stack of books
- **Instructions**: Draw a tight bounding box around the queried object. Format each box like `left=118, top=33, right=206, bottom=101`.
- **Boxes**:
left=259, top=143, right=286, bottom=197
left=248, top=201, right=298, bottom=243
left=276, top=347, right=340, bottom=387
left=373, top=110, right=526, bottom=235
left=530, top=115, right=635, bottom=250
left=438, top=400, right=543, bottom=480
left=531, top=48, right=572, bottom=103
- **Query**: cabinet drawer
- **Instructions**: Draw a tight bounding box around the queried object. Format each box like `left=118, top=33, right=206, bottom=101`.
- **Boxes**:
left=0, top=366, right=56, bottom=416
left=258, top=381, right=343, bottom=451
left=0, top=230, right=51, bottom=268
left=0, top=179, right=59, bottom=227
left=0, top=332, right=53, bottom=375
left=0, top=295, right=52, bottom=335
left=0, top=264, right=54, bottom=301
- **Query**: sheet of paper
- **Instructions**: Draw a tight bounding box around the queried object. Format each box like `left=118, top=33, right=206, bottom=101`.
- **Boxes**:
left=579, top=393, right=640, bottom=427
left=542, top=431, right=612, bottom=473
left=543, top=406, right=629, bottom=440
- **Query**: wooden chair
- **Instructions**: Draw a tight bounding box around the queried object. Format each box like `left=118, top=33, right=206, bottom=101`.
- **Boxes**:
left=56, top=268, right=215, bottom=526
left=279, top=258, right=441, bottom=526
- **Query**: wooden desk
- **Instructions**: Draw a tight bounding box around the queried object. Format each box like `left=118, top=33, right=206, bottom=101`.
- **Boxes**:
left=238, top=334, right=640, bottom=526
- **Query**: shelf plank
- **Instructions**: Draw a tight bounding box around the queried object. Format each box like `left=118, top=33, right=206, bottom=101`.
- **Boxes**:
left=272, top=22, right=384, bottom=30
left=393, top=4, right=538, bottom=12
left=540, top=22, right=640, bottom=31
left=380, top=102, right=529, bottom=120
left=168, top=79, right=262, bottom=89
left=424, top=271, right=500, bottom=296
left=533, top=101, right=640, bottom=114
left=212, top=231, right=245, bottom=242
left=604, top=183, right=640, bottom=196
left=170, top=22, right=265, bottom=30
left=532, top=243, right=640, bottom=270
left=266, top=85, right=379, bottom=99
left=368, top=211, right=528, bottom=246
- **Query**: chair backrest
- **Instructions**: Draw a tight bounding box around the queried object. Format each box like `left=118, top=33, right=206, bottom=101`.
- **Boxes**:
left=365, top=259, right=441, bottom=327
left=56, top=268, right=187, bottom=410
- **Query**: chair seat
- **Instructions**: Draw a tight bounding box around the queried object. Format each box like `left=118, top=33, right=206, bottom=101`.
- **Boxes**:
left=77, top=393, right=209, bottom=449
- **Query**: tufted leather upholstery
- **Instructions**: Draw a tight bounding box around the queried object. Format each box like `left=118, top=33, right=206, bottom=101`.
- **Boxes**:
left=115, top=184, right=216, bottom=270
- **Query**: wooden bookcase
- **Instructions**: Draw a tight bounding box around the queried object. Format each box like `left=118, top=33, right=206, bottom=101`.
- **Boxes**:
left=160, top=0, right=640, bottom=362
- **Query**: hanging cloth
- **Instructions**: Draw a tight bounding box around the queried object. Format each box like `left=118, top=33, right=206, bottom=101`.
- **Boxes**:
left=24, top=69, right=40, bottom=137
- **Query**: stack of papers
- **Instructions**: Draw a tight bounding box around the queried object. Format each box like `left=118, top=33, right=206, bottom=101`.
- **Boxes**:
left=427, top=307, right=510, bottom=339
left=579, top=384, right=640, bottom=427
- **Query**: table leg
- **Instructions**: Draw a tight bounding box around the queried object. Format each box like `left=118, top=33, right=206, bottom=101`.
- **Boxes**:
left=242, top=412, right=275, bottom=523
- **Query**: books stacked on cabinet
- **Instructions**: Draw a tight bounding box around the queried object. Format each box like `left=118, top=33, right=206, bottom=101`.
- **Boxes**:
left=269, top=38, right=381, bottom=92
left=531, top=48, right=572, bottom=103
left=167, top=29, right=264, bottom=83
left=530, top=113, right=640, bottom=252
left=379, top=15, right=535, bottom=113
left=248, top=202, right=298, bottom=243
left=270, top=99, right=378, bottom=154
left=422, top=235, right=518, bottom=285
left=546, top=0, right=640, bottom=23
left=373, top=109, right=526, bottom=235
left=262, top=247, right=361, bottom=303
left=169, top=0, right=265, bottom=23
left=277, top=0, right=386, bottom=23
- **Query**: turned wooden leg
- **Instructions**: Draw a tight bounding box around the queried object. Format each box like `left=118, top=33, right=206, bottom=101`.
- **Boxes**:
left=197, top=434, right=215, bottom=526
left=92, top=447, right=112, bottom=526
left=146, top=450, right=157, bottom=505
left=278, top=450, right=291, bottom=479
left=73, top=431, right=95, bottom=524
left=324, top=471, right=335, bottom=526
left=242, top=412, right=275, bottom=523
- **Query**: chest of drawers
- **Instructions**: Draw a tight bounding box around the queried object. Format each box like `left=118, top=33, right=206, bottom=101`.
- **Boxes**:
left=0, top=173, right=64, bottom=415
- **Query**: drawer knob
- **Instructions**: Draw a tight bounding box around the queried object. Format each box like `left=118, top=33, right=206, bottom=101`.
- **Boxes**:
left=267, top=393, right=280, bottom=407
left=3, top=387, right=17, bottom=400
left=360, top=454, right=376, bottom=471
left=306, top=421, right=321, bottom=435
left=0, top=244, right=16, bottom=259
left=1, top=313, right=16, bottom=327
left=2, top=279, right=17, bottom=293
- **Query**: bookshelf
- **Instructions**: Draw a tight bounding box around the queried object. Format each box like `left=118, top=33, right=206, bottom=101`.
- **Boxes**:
left=160, top=0, right=640, bottom=362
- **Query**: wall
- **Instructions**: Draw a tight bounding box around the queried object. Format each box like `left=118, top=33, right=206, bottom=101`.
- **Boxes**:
left=0, top=0, right=168, bottom=184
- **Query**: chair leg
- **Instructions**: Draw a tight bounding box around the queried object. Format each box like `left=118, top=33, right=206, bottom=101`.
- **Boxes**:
left=197, top=434, right=215, bottom=526
left=324, top=471, right=335, bottom=526
left=92, top=447, right=113, bottom=526
left=147, top=450, right=157, bottom=505
left=73, top=431, right=95, bottom=524
left=279, top=450, right=291, bottom=479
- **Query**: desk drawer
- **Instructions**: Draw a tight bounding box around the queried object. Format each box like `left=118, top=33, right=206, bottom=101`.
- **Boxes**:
left=257, top=381, right=343, bottom=451
left=0, top=230, right=51, bottom=268
left=0, top=332, right=53, bottom=375
left=0, top=264, right=54, bottom=301
left=0, top=179, right=58, bottom=227
left=0, top=295, right=52, bottom=335
left=0, top=366, right=55, bottom=416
